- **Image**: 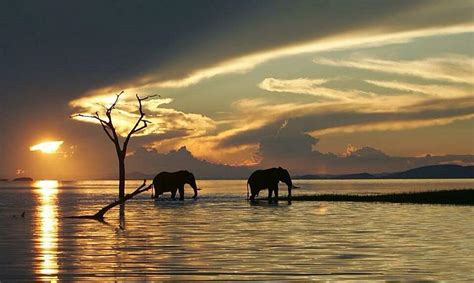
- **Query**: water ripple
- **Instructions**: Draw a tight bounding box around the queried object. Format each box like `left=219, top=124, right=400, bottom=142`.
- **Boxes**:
left=0, top=179, right=473, bottom=280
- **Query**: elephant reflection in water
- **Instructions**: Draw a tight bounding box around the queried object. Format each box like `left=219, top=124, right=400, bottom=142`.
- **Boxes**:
left=152, top=170, right=199, bottom=200
left=247, top=167, right=298, bottom=204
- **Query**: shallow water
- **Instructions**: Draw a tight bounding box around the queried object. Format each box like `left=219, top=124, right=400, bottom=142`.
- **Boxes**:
left=0, top=179, right=473, bottom=281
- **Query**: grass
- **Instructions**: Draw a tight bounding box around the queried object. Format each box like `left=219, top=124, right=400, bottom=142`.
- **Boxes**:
left=279, top=189, right=474, bottom=205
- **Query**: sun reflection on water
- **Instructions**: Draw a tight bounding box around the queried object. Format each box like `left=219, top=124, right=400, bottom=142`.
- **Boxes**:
left=34, top=180, right=59, bottom=281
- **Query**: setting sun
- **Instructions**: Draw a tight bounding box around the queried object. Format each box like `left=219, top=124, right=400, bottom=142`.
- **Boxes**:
left=30, top=141, right=64, bottom=154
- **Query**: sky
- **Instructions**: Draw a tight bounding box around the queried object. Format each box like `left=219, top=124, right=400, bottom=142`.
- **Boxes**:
left=1, top=0, right=473, bottom=179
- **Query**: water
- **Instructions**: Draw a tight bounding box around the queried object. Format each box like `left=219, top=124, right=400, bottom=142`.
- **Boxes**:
left=0, top=179, right=473, bottom=281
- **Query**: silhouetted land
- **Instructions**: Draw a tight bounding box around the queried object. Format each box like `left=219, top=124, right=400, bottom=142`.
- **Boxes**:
left=12, top=177, right=33, bottom=181
left=276, top=189, right=474, bottom=205
left=295, top=164, right=474, bottom=179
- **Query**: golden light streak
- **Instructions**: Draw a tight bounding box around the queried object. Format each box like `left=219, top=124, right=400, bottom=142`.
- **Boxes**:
left=30, top=141, right=64, bottom=154
left=34, top=180, right=59, bottom=280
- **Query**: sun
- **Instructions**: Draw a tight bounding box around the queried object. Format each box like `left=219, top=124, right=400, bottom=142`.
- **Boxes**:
left=30, top=141, right=64, bottom=154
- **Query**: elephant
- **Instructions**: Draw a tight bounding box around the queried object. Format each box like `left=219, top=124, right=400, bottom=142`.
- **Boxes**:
left=152, top=170, right=198, bottom=200
left=247, top=167, right=297, bottom=203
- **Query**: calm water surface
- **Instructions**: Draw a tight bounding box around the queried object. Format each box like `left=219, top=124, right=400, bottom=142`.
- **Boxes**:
left=0, top=179, right=473, bottom=281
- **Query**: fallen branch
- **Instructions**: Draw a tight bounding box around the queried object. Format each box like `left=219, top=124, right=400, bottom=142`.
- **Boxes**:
left=66, top=180, right=153, bottom=221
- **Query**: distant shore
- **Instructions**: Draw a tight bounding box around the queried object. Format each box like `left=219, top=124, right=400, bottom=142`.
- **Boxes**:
left=279, top=189, right=474, bottom=205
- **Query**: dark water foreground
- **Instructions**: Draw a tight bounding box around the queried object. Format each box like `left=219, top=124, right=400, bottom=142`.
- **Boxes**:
left=283, top=189, right=474, bottom=205
left=0, top=179, right=474, bottom=281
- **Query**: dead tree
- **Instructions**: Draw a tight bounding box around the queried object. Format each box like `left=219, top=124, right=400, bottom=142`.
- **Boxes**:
left=71, top=91, right=155, bottom=199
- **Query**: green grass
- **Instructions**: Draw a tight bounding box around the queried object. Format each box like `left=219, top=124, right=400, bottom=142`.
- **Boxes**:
left=279, top=189, right=474, bottom=205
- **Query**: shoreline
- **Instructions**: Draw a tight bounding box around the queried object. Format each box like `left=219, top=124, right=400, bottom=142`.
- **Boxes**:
left=278, top=189, right=474, bottom=205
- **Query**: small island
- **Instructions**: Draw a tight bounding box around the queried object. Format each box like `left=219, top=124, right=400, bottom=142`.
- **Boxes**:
left=12, top=177, right=33, bottom=182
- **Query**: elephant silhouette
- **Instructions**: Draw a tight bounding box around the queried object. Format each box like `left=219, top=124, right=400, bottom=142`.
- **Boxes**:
left=152, top=170, right=198, bottom=200
left=247, top=167, right=297, bottom=203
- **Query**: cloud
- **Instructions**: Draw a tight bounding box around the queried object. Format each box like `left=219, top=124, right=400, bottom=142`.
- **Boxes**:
left=220, top=94, right=474, bottom=149
left=63, top=2, right=474, bottom=171
left=259, top=78, right=365, bottom=100
left=70, top=94, right=216, bottom=139
left=74, top=21, right=474, bottom=103
left=127, top=146, right=254, bottom=179
left=65, top=3, right=474, bottom=170
left=82, top=24, right=474, bottom=101
left=158, top=24, right=473, bottom=89
left=365, top=80, right=472, bottom=98
left=256, top=132, right=474, bottom=174
left=315, top=55, right=474, bottom=84
left=346, top=146, right=389, bottom=159
left=310, top=113, right=474, bottom=136
left=125, top=139, right=474, bottom=177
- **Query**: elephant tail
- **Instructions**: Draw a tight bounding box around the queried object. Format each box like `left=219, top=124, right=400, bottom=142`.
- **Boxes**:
left=246, top=181, right=250, bottom=200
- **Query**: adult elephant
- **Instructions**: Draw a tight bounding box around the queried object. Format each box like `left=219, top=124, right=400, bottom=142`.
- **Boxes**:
left=152, top=170, right=198, bottom=200
left=247, top=167, right=297, bottom=203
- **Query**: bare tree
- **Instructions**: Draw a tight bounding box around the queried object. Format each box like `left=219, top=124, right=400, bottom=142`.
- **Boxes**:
left=71, top=91, right=155, bottom=199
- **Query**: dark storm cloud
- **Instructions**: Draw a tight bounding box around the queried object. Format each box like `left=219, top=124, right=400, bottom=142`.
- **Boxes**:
left=1, top=0, right=469, bottom=99
left=0, top=0, right=251, bottom=96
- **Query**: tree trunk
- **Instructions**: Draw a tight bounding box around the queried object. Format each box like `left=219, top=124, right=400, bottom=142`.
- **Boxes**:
left=118, top=155, right=125, bottom=199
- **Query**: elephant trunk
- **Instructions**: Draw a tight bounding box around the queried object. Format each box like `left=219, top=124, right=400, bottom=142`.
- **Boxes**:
left=189, top=179, right=198, bottom=198
left=283, top=179, right=293, bottom=201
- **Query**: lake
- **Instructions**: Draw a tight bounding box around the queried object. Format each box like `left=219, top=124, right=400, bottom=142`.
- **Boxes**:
left=0, top=179, right=473, bottom=281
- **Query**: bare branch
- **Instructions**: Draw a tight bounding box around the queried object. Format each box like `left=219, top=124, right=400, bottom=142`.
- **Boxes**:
left=99, top=120, right=115, bottom=143
left=71, top=113, right=117, bottom=144
left=71, top=113, right=110, bottom=125
left=106, top=91, right=124, bottom=115
left=131, top=120, right=150, bottom=134
left=99, top=92, right=124, bottom=153
left=122, top=94, right=157, bottom=153
left=94, top=103, right=108, bottom=111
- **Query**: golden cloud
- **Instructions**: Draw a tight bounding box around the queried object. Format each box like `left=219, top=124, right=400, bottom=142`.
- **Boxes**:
left=70, top=94, right=216, bottom=138
left=315, top=54, right=474, bottom=84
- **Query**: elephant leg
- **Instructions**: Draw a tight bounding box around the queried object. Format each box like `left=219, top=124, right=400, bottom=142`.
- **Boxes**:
left=153, top=185, right=163, bottom=199
left=250, top=188, right=258, bottom=203
left=268, top=189, right=273, bottom=203
left=171, top=189, right=177, bottom=199
left=178, top=186, right=185, bottom=201
left=250, top=194, right=257, bottom=204
left=274, top=188, right=279, bottom=203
